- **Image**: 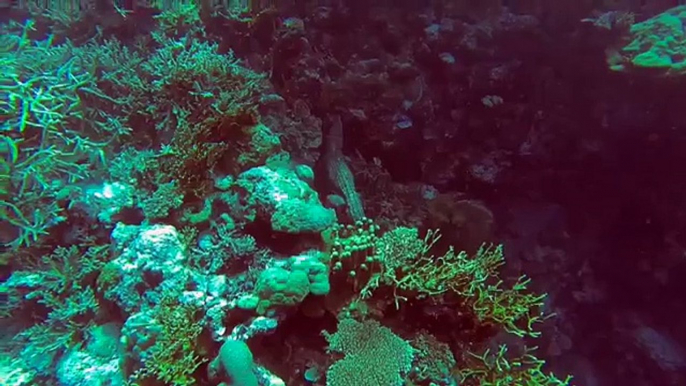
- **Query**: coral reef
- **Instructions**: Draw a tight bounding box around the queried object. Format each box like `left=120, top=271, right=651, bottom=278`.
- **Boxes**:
left=3, top=1, right=686, bottom=386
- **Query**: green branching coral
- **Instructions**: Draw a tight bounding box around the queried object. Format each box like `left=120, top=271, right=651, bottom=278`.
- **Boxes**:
left=321, top=221, right=568, bottom=384
left=132, top=36, right=267, bottom=196
left=152, top=0, right=204, bottom=38
left=395, top=243, right=548, bottom=338
left=0, top=198, right=65, bottom=249
left=41, top=245, right=110, bottom=293
left=138, top=180, right=185, bottom=220
left=128, top=300, right=206, bottom=386
left=323, top=222, right=547, bottom=337
left=155, top=112, right=230, bottom=195
left=390, top=239, right=504, bottom=297
left=6, top=245, right=110, bottom=360
left=323, top=318, right=415, bottom=386
left=1, top=12, right=271, bottom=238
left=5, top=245, right=109, bottom=316
left=472, top=275, right=550, bottom=338
left=141, top=36, right=265, bottom=118
left=0, top=21, right=116, bottom=249
left=457, top=345, right=573, bottom=386
left=354, top=225, right=546, bottom=338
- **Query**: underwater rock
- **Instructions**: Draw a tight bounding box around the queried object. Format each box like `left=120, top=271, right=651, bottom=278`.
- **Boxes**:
left=234, top=166, right=336, bottom=233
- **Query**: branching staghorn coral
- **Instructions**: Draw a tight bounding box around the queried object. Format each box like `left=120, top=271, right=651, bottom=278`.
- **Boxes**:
left=0, top=199, right=64, bottom=249
left=0, top=21, right=118, bottom=249
left=471, top=275, right=550, bottom=338
left=5, top=245, right=110, bottom=358
left=325, top=221, right=549, bottom=338
left=141, top=35, right=265, bottom=119
left=387, top=234, right=547, bottom=338
left=127, top=299, right=207, bottom=386
left=457, top=345, right=573, bottom=386
left=152, top=0, right=204, bottom=38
